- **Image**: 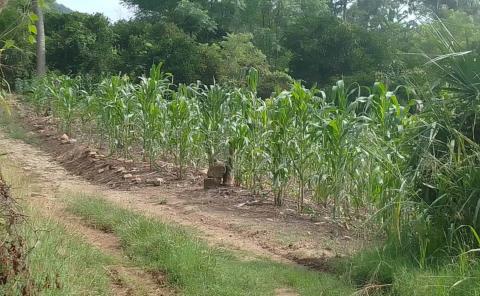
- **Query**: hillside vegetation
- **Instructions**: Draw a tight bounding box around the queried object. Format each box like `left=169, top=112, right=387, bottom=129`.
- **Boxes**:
left=1, top=0, right=480, bottom=295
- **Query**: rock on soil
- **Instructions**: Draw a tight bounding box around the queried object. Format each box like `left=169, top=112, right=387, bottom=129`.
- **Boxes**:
left=147, top=178, right=164, bottom=186
left=60, top=134, right=69, bottom=141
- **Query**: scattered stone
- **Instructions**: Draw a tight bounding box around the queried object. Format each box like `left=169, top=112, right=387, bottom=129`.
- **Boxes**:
left=88, top=151, right=97, bottom=157
left=123, top=173, right=133, bottom=179
left=133, top=177, right=142, bottom=183
left=204, top=177, right=221, bottom=190
left=147, top=178, right=164, bottom=186
left=115, top=166, right=126, bottom=173
left=68, top=138, right=77, bottom=144
left=97, top=168, right=105, bottom=174
left=125, top=159, right=134, bottom=164
left=60, top=134, right=69, bottom=141
left=157, top=199, right=168, bottom=205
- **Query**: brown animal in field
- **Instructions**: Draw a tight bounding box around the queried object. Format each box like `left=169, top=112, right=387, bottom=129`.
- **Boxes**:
left=204, top=160, right=231, bottom=189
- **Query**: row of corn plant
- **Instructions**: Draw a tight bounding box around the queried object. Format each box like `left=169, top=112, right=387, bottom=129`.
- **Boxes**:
left=22, top=66, right=402, bottom=218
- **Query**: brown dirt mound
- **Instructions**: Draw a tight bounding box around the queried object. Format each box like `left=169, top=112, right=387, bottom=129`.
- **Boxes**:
left=18, top=110, right=203, bottom=190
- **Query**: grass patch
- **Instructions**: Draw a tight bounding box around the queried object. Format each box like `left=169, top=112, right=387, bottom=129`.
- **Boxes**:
left=0, top=156, right=112, bottom=295
left=0, top=109, right=39, bottom=145
left=338, top=247, right=480, bottom=296
left=67, top=195, right=355, bottom=296
left=15, top=211, right=113, bottom=296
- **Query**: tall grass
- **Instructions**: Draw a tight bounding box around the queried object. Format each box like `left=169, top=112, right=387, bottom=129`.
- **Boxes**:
left=0, top=156, right=111, bottom=295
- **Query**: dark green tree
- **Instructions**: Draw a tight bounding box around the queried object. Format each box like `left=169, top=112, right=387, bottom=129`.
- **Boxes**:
left=45, top=12, right=118, bottom=76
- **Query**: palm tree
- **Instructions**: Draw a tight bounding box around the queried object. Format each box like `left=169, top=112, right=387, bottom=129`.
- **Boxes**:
left=32, top=0, right=46, bottom=76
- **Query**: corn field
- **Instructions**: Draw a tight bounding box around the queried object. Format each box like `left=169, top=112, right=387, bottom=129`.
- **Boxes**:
left=21, top=63, right=480, bottom=262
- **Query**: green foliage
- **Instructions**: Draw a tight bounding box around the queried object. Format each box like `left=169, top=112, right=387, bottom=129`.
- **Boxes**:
left=47, top=75, right=84, bottom=134
left=93, top=75, right=135, bottom=155
left=113, top=20, right=219, bottom=84
left=21, top=213, right=112, bottom=296
left=166, top=86, right=199, bottom=178
left=284, top=14, right=391, bottom=86
left=340, top=246, right=480, bottom=296
left=215, top=33, right=270, bottom=84
left=45, top=12, right=118, bottom=77
left=173, top=0, right=217, bottom=37
left=0, top=0, right=35, bottom=85
left=134, top=63, right=172, bottom=164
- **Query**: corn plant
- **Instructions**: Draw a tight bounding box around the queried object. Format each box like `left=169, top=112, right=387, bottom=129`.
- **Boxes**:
left=196, top=83, right=230, bottom=165
left=47, top=75, right=83, bottom=135
left=265, top=92, right=292, bottom=206
left=227, top=70, right=269, bottom=194
left=285, top=83, right=318, bottom=211
left=94, top=75, right=135, bottom=156
left=135, top=63, right=172, bottom=166
left=166, top=85, right=199, bottom=179
left=24, top=75, right=54, bottom=115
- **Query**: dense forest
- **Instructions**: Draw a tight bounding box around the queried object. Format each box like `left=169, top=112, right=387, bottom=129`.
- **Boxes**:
left=1, top=0, right=480, bottom=295
left=1, top=0, right=479, bottom=95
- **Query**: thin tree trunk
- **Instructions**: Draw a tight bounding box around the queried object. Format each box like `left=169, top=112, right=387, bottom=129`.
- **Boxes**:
left=32, top=0, right=46, bottom=76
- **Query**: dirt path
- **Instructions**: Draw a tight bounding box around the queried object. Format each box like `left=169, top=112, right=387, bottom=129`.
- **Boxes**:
left=0, top=115, right=363, bottom=271
left=9, top=142, right=173, bottom=295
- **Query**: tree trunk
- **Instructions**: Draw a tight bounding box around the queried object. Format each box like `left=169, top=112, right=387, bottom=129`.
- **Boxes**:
left=32, top=0, right=46, bottom=76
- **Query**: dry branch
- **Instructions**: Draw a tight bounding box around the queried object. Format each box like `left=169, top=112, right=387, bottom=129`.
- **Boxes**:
left=0, top=171, right=35, bottom=295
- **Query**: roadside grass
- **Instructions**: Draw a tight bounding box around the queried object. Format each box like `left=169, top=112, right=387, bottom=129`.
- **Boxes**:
left=18, top=211, right=113, bottom=296
left=0, top=157, right=112, bottom=295
left=338, top=247, right=480, bottom=296
left=67, top=195, right=355, bottom=296
left=0, top=108, right=39, bottom=145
